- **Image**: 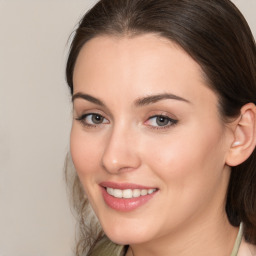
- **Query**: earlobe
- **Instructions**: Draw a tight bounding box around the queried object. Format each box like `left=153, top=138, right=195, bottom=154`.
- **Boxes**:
left=226, top=103, right=256, bottom=167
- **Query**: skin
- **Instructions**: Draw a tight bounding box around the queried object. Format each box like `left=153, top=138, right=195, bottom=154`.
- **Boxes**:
left=70, top=34, right=239, bottom=256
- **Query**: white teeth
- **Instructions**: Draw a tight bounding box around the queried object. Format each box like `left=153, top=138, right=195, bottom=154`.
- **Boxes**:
left=123, top=189, right=133, bottom=198
left=141, top=189, right=147, bottom=196
left=113, top=189, right=122, bottom=198
left=148, top=189, right=155, bottom=194
left=107, top=187, right=114, bottom=196
left=106, top=187, right=157, bottom=198
left=133, top=189, right=141, bottom=197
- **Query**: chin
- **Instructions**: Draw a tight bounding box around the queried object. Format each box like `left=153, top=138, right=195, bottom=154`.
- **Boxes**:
left=107, top=234, right=146, bottom=246
left=103, top=224, right=152, bottom=245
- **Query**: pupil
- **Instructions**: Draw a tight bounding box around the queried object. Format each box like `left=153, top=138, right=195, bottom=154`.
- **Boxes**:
left=156, top=116, right=169, bottom=126
left=92, top=114, right=103, bottom=124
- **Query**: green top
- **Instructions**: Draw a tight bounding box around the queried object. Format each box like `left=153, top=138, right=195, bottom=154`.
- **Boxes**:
left=87, top=236, right=127, bottom=256
left=230, top=222, right=243, bottom=256
left=88, top=223, right=243, bottom=256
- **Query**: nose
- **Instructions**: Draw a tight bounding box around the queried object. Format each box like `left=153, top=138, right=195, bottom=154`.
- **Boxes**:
left=101, top=125, right=141, bottom=174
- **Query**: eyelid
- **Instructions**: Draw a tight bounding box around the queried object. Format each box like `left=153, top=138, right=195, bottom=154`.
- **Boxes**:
left=75, top=112, right=110, bottom=127
left=144, top=113, right=178, bottom=129
left=73, top=107, right=108, bottom=120
left=73, top=103, right=113, bottom=120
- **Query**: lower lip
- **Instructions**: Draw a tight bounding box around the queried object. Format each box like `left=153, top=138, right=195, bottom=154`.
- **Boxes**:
left=101, top=187, right=157, bottom=212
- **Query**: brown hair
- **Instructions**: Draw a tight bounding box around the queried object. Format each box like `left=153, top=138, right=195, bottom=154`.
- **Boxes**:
left=65, top=0, right=256, bottom=254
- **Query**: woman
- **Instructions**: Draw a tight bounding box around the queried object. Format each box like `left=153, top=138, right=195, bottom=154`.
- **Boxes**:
left=65, top=0, right=256, bottom=255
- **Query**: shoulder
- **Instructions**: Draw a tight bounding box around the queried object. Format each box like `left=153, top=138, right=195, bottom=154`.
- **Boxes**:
left=238, top=238, right=256, bottom=256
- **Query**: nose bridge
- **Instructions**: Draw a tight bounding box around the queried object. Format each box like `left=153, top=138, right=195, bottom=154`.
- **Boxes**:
left=101, top=121, right=140, bottom=174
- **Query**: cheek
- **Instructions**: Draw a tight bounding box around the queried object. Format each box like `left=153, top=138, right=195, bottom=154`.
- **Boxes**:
left=70, top=125, right=102, bottom=177
left=142, top=123, right=227, bottom=190
left=70, top=125, right=106, bottom=208
left=139, top=125, right=229, bottom=229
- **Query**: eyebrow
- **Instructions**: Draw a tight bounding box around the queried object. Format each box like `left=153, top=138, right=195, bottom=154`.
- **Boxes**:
left=72, top=92, right=190, bottom=107
left=72, top=92, right=105, bottom=106
left=135, top=93, right=191, bottom=106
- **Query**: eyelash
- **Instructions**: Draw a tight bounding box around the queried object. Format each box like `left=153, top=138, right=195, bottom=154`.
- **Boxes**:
left=145, top=115, right=178, bottom=130
left=75, top=113, right=178, bottom=130
left=75, top=113, right=109, bottom=128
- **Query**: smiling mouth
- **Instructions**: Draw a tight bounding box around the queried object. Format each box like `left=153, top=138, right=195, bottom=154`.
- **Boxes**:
left=105, top=187, right=157, bottom=199
left=101, top=183, right=159, bottom=211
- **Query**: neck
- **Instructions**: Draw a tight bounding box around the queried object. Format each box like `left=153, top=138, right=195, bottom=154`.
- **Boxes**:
left=126, top=214, right=239, bottom=256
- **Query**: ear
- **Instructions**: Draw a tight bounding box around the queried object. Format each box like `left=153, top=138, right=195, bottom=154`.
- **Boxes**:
left=226, top=103, right=256, bottom=167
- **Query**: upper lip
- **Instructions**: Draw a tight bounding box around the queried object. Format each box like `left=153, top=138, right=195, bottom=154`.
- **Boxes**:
left=100, top=181, right=157, bottom=190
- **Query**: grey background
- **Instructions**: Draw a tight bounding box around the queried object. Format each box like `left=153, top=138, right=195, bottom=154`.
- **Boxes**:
left=0, top=0, right=255, bottom=255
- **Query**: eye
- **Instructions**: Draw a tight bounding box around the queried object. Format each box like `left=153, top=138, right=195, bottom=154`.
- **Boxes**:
left=76, top=113, right=109, bottom=126
left=146, top=115, right=178, bottom=128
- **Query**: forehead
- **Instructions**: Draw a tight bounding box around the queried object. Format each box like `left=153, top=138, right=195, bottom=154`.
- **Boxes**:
left=73, top=34, right=217, bottom=109
left=74, top=34, right=203, bottom=81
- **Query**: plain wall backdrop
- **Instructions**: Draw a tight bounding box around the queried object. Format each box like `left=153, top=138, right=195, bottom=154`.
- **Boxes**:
left=0, top=1, right=255, bottom=255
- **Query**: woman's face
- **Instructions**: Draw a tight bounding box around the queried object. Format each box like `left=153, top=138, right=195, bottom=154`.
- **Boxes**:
left=71, top=34, right=233, bottom=245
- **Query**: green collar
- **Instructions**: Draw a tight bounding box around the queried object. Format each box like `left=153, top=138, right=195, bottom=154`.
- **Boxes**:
left=230, top=222, right=243, bottom=256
